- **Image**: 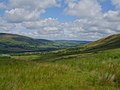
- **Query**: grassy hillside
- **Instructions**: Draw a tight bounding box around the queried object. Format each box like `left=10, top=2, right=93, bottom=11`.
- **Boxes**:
left=54, top=40, right=90, bottom=48
left=83, top=34, right=120, bottom=52
left=60, top=34, right=120, bottom=55
left=0, top=48, right=120, bottom=90
left=0, top=33, right=120, bottom=90
left=0, top=33, right=88, bottom=53
left=0, top=33, right=56, bottom=53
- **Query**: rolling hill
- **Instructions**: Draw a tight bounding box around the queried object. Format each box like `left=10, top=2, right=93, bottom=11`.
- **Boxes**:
left=0, top=33, right=89, bottom=53
left=1, top=34, right=119, bottom=90
left=0, top=33, right=119, bottom=54
left=54, top=40, right=91, bottom=48
left=0, top=33, right=56, bottom=53
left=83, top=34, right=120, bottom=52
left=0, top=33, right=120, bottom=90
left=59, top=34, right=120, bottom=55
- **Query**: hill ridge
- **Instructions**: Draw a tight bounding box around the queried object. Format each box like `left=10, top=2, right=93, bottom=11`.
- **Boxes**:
left=0, top=33, right=88, bottom=53
left=82, top=34, right=120, bottom=52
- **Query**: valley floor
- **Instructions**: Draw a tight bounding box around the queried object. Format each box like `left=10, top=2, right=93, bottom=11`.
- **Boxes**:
left=0, top=49, right=120, bottom=90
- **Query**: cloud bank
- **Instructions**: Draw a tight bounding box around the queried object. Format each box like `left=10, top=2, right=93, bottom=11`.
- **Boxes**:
left=0, top=0, right=120, bottom=40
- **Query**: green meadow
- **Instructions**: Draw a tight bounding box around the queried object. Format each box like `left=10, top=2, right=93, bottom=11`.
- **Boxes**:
left=0, top=48, right=120, bottom=90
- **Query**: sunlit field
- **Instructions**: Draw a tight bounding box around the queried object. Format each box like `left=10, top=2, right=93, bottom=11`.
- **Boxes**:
left=0, top=49, right=120, bottom=90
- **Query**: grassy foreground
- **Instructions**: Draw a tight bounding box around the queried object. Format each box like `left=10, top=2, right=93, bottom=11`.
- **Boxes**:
left=0, top=49, right=120, bottom=90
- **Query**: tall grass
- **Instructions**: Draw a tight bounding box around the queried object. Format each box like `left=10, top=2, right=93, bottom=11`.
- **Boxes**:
left=0, top=49, right=120, bottom=90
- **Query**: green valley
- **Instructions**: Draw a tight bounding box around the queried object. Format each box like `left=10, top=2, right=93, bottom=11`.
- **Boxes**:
left=0, top=34, right=120, bottom=90
left=0, top=33, right=89, bottom=53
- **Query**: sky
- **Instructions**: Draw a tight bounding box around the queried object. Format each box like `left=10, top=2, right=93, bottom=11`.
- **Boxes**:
left=0, top=0, right=120, bottom=40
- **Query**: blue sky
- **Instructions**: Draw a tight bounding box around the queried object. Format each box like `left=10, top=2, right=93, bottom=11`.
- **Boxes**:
left=0, top=0, right=119, bottom=40
left=100, top=0, right=116, bottom=12
left=0, top=0, right=116, bottom=22
left=42, top=7, right=78, bottom=22
left=42, top=0, right=116, bottom=22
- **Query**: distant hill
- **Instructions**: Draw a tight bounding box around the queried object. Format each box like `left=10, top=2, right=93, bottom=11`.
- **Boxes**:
left=54, top=40, right=91, bottom=48
left=0, top=33, right=89, bottom=53
left=83, top=34, right=120, bottom=52
left=59, top=34, right=120, bottom=55
left=0, top=33, right=56, bottom=53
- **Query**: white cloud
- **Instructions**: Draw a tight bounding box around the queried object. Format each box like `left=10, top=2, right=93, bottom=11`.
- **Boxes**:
left=4, top=0, right=58, bottom=23
left=0, top=2, right=6, bottom=9
left=4, top=8, right=41, bottom=23
left=9, top=0, right=58, bottom=10
left=103, top=10, right=120, bottom=22
left=0, top=17, right=14, bottom=31
left=22, top=18, right=60, bottom=29
left=112, top=0, right=120, bottom=10
left=0, top=0, right=120, bottom=40
left=65, top=0, right=102, bottom=18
